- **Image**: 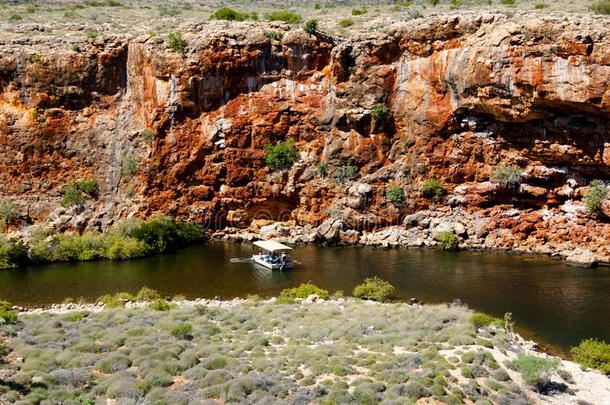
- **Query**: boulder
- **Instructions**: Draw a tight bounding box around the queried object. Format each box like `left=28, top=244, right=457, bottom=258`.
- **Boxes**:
left=316, top=218, right=346, bottom=243
left=259, top=223, right=290, bottom=240
left=565, top=248, right=597, bottom=268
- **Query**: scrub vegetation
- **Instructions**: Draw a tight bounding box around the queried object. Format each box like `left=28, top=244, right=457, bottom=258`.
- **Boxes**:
left=0, top=216, right=203, bottom=269
left=0, top=297, right=566, bottom=404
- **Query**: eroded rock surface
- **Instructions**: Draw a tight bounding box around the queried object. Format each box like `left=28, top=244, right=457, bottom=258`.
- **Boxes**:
left=1, top=13, right=609, bottom=265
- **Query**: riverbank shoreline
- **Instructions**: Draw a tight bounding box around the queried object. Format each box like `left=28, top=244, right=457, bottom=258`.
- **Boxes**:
left=4, top=298, right=610, bottom=404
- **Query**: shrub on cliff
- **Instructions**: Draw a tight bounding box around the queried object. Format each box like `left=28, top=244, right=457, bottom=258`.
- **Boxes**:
left=303, top=19, right=318, bottom=35
left=421, top=178, right=445, bottom=199
left=60, top=183, right=85, bottom=208
left=280, top=282, right=330, bottom=300
left=167, top=32, right=186, bottom=53
left=352, top=277, right=395, bottom=302
left=492, top=165, right=522, bottom=189
left=210, top=7, right=248, bottom=21
left=74, top=179, right=98, bottom=196
left=571, top=339, right=610, bottom=374
left=121, top=156, right=138, bottom=177
left=338, top=18, right=353, bottom=28
left=266, top=10, right=302, bottom=24
left=265, top=139, right=300, bottom=170
left=436, top=231, right=458, bottom=251
left=0, top=201, right=18, bottom=230
left=591, top=0, right=610, bottom=15
left=386, top=186, right=405, bottom=206
left=584, top=180, right=608, bottom=215
left=371, top=104, right=390, bottom=121
left=333, top=160, right=359, bottom=184
left=351, top=7, right=367, bottom=15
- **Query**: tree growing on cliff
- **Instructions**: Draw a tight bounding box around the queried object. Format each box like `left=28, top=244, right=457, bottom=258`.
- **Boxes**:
left=167, top=32, right=187, bottom=53
left=370, top=103, right=390, bottom=121
left=421, top=178, right=445, bottom=199
left=60, top=183, right=85, bottom=208
left=264, top=139, right=300, bottom=171
left=0, top=201, right=18, bottom=231
left=492, top=165, right=522, bottom=190
left=303, top=19, right=318, bottom=35
left=584, top=180, right=608, bottom=215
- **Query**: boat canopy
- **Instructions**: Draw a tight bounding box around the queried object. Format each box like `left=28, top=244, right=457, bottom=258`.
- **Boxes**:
left=253, top=240, right=293, bottom=253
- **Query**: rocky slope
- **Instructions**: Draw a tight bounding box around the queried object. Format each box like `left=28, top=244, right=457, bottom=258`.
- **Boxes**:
left=1, top=12, right=609, bottom=265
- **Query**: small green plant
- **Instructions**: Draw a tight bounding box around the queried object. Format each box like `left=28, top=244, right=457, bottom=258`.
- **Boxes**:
left=352, top=277, right=395, bottom=302
left=421, top=178, right=445, bottom=199
left=584, top=180, right=607, bottom=215
left=209, top=7, right=248, bottom=21
left=149, top=299, right=174, bottom=311
left=338, top=18, right=354, bottom=28
left=264, top=139, right=300, bottom=170
left=171, top=323, right=193, bottom=339
left=0, top=201, right=18, bottom=230
left=333, top=161, right=358, bottom=184
left=370, top=104, right=390, bottom=121
left=427, top=0, right=440, bottom=5
left=571, top=339, right=610, bottom=374
left=60, top=184, right=85, bottom=208
left=264, top=30, right=282, bottom=40
left=591, top=0, right=610, bottom=14
left=280, top=282, right=329, bottom=300
left=74, top=179, right=98, bottom=196
left=266, top=10, right=302, bottom=24
left=85, top=29, right=97, bottom=40
left=140, top=128, right=155, bottom=143
left=135, top=286, right=160, bottom=301
left=470, top=313, right=498, bottom=328
left=159, top=4, right=182, bottom=16
left=8, top=14, right=23, bottom=22
left=167, top=32, right=186, bottom=53
left=316, top=162, right=328, bottom=177
left=30, top=53, right=42, bottom=63
left=436, top=231, right=458, bottom=251
left=303, top=19, right=318, bottom=35
left=98, top=292, right=134, bottom=308
left=534, top=2, right=549, bottom=8
left=386, top=186, right=405, bottom=205
left=500, top=0, right=516, bottom=4
left=351, top=7, right=367, bottom=15
left=0, top=300, right=18, bottom=323
left=26, top=4, right=36, bottom=13
left=122, top=156, right=138, bottom=177
left=71, top=44, right=82, bottom=52
left=511, top=355, right=559, bottom=386
left=493, top=165, right=522, bottom=189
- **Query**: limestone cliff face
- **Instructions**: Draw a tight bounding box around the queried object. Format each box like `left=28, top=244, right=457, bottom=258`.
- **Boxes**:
left=0, top=14, right=609, bottom=262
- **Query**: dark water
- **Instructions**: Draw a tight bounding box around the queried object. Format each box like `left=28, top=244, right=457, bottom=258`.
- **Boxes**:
left=1, top=242, right=609, bottom=354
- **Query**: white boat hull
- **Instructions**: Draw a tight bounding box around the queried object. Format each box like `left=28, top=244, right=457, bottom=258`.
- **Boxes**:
left=252, top=254, right=293, bottom=270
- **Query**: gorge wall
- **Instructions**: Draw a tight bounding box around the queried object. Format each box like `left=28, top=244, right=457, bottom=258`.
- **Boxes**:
left=1, top=13, right=609, bottom=265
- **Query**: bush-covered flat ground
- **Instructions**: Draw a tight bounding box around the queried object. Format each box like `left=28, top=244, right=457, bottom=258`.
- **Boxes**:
left=2, top=299, right=608, bottom=404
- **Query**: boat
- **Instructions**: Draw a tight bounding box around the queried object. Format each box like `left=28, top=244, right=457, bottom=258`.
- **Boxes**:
left=252, top=240, right=293, bottom=270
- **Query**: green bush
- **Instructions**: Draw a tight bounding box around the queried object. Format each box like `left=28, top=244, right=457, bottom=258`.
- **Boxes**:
left=500, top=0, right=516, bottom=4
left=210, top=7, right=248, bottom=21
left=352, top=277, right=395, bottom=302
left=159, top=4, right=182, bottom=16
left=571, top=339, right=610, bottom=374
left=167, top=32, right=186, bottom=53
left=171, top=323, right=193, bottom=340
left=74, top=178, right=98, bottom=195
left=436, top=231, right=458, bottom=251
left=591, top=0, right=610, bottom=14
left=470, top=313, right=498, bottom=328
left=8, top=14, right=23, bottom=22
left=584, top=180, right=607, bottom=215
left=60, top=184, right=85, bottom=208
left=128, top=215, right=204, bottom=252
left=265, top=139, right=300, bottom=170
left=371, top=104, right=390, bottom=121
left=333, top=161, right=359, bottom=184
left=351, top=7, right=367, bottom=15
left=0, top=237, right=28, bottom=269
left=316, top=162, right=328, bottom=177
left=266, top=10, right=302, bottom=24
left=149, top=299, right=174, bottom=311
left=264, top=30, right=282, bottom=40
left=338, top=18, right=353, bottom=28
left=103, top=234, right=149, bottom=260
left=0, top=201, right=18, bottom=229
left=511, top=355, right=559, bottom=385
left=303, top=19, right=318, bottom=34
left=534, top=2, right=549, bottom=8
left=135, top=287, right=160, bottom=301
left=98, top=292, right=135, bottom=308
left=492, top=165, right=522, bottom=189
left=421, top=178, right=445, bottom=199
left=386, top=186, right=405, bottom=205
left=280, top=282, right=329, bottom=300
left=0, top=300, right=18, bottom=323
